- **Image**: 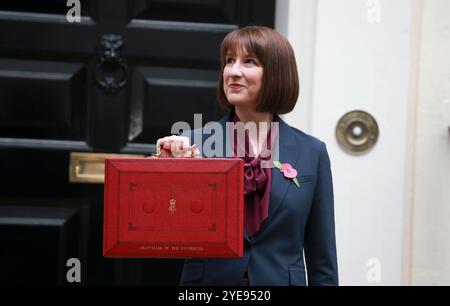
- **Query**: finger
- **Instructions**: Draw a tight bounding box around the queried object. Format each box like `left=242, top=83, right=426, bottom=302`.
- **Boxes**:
left=163, top=141, right=171, bottom=150
left=172, top=140, right=188, bottom=152
left=159, top=148, right=173, bottom=158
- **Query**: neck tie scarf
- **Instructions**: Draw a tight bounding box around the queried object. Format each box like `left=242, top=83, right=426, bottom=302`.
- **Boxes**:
left=231, top=112, right=278, bottom=237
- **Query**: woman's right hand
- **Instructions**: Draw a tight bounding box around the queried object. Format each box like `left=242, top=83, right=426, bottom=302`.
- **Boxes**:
left=155, top=135, right=199, bottom=158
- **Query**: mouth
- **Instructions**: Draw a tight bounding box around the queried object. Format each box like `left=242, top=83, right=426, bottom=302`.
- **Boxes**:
left=228, top=83, right=245, bottom=90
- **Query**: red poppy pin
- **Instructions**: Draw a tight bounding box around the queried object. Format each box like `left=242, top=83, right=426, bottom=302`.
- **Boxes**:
left=273, top=161, right=300, bottom=188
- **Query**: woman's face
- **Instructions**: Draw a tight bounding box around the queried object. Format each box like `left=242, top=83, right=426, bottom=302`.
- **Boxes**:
left=223, top=47, right=263, bottom=109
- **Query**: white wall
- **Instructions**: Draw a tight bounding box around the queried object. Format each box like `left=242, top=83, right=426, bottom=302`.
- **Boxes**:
left=276, top=0, right=414, bottom=285
left=409, top=0, right=450, bottom=285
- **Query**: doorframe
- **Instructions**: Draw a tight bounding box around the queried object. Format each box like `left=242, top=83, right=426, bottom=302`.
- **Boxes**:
left=402, top=0, right=423, bottom=286
left=275, top=0, right=317, bottom=134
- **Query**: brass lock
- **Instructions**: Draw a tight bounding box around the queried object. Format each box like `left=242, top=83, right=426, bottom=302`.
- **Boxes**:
left=336, top=110, right=379, bottom=154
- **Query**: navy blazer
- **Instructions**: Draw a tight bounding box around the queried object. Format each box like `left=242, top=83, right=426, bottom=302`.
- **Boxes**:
left=179, top=111, right=338, bottom=286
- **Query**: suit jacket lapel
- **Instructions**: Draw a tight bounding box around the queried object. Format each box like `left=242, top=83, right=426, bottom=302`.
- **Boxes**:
left=252, top=116, right=298, bottom=242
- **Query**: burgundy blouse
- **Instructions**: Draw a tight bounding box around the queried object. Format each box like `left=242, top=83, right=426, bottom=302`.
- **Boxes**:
left=231, top=112, right=277, bottom=237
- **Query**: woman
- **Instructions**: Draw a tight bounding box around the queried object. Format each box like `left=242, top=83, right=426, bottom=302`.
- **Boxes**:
left=157, top=26, right=338, bottom=286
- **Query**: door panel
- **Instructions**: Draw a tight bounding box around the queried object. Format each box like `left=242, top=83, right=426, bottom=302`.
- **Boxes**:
left=125, top=21, right=234, bottom=62
left=129, top=66, right=220, bottom=144
left=0, top=0, right=91, bottom=16
left=0, top=11, right=96, bottom=55
left=0, top=59, right=85, bottom=140
left=0, top=198, right=90, bottom=285
left=131, top=0, right=239, bottom=24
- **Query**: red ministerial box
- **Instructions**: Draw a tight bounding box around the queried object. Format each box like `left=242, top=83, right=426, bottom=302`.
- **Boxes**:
left=103, top=158, right=244, bottom=258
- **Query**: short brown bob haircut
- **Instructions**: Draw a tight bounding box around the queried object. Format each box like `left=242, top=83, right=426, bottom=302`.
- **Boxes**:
left=217, top=26, right=299, bottom=114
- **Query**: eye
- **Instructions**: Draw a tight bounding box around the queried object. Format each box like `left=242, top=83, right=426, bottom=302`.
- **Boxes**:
left=245, top=58, right=259, bottom=65
left=225, top=57, right=235, bottom=64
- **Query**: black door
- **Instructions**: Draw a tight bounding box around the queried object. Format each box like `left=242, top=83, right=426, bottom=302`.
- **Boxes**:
left=0, top=0, right=275, bottom=285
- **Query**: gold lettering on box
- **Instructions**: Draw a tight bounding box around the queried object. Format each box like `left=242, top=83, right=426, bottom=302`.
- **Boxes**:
left=138, top=245, right=204, bottom=252
left=139, top=245, right=163, bottom=251
left=180, top=246, right=204, bottom=251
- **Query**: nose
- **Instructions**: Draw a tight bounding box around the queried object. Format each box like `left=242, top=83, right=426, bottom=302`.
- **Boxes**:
left=230, top=61, right=243, bottom=76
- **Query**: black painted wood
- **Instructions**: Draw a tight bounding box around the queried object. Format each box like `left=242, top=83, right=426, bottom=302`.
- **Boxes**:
left=0, top=0, right=275, bottom=285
